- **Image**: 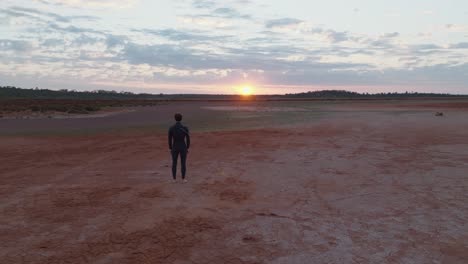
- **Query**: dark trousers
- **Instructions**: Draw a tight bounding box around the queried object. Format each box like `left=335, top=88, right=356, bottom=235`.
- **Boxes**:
left=171, top=149, right=187, bottom=179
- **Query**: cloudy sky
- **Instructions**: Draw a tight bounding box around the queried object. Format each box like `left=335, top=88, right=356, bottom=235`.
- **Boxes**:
left=1, top=0, right=468, bottom=94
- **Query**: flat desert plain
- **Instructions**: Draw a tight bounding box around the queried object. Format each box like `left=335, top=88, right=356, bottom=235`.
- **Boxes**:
left=1, top=100, right=468, bottom=264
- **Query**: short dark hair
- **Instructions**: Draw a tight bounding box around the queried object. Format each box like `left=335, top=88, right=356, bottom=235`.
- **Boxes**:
left=174, top=113, right=182, bottom=121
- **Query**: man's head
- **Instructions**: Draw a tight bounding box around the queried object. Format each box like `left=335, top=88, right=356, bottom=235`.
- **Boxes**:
left=174, top=113, right=182, bottom=122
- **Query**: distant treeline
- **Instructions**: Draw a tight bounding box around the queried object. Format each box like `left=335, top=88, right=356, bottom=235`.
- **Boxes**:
left=0, top=86, right=162, bottom=99
left=0, top=86, right=465, bottom=100
left=282, top=90, right=464, bottom=98
left=0, top=86, right=243, bottom=100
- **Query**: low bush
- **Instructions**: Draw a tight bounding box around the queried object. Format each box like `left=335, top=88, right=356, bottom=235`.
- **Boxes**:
left=30, top=105, right=41, bottom=112
left=67, top=105, right=89, bottom=114
left=85, top=106, right=101, bottom=112
left=47, top=105, right=69, bottom=112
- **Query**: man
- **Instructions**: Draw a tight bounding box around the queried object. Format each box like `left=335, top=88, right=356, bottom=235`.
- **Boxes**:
left=168, top=113, right=190, bottom=183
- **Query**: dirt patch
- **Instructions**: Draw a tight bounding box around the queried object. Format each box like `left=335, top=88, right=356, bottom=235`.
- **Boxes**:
left=203, top=106, right=308, bottom=112
left=196, top=177, right=253, bottom=203
left=138, top=187, right=168, bottom=199
left=10, top=217, right=221, bottom=264
left=0, top=107, right=134, bottom=120
left=401, top=102, right=468, bottom=109
left=14, top=186, right=132, bottom=223
left=439, top=241, right=468, bottom=263
left=52, top=186, right=132, bottom=207
left=242, top=234, right=263, bottom=243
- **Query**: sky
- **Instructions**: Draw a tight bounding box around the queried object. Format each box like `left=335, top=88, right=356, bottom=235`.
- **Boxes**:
left=1, top=0, right=468, bottom=94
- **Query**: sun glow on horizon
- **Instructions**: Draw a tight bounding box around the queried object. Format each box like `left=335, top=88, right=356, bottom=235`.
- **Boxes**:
left=240, top=85, right=254, bottom=96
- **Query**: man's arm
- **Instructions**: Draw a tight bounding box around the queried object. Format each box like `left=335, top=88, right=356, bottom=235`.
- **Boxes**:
left=185, top=127, right=190, bottom=149
left=168, top=127, right=173, bottom=150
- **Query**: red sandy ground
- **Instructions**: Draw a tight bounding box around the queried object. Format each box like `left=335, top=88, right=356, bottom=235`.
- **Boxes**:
left=1, top=101, right=468, bottom=263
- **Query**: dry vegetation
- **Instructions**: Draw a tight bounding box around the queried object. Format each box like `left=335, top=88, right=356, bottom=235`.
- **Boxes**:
left=0, top=99, right=161, bottom=117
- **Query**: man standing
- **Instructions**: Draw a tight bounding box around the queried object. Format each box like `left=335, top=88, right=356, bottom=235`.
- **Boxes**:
left=168, top=113, right=190, bottom=183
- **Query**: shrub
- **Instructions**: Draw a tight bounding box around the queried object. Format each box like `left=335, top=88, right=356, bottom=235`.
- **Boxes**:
left=68, top=109, right=89, bottom=114
left=49, top=105, right=69, bottom=112
left=85, top=106, right=101, bottom=112
left=68, top=105, right=89, bottom=114
left=30, top=105, right=41, bottom=112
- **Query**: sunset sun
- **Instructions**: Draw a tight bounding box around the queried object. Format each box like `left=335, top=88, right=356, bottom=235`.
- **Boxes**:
left=240, top=86, right=253, bottom=96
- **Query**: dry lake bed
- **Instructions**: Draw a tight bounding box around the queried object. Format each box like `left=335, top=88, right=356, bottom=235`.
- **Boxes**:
left=1, top=100, right=468, bottom=263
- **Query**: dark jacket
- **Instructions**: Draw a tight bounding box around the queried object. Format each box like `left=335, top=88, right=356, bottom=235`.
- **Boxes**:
left=168, top=122, right=190, bottom=151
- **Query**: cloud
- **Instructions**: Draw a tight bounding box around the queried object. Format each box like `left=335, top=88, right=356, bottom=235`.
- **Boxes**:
left=445, top=24, right=468, bottom=32
left=106, top=35, right=127, bottom=48
left=72, top=34, right=101, bottom=46
left=0, top=39, right=33, bottom=52
left=41, top=38, right=64, bottom=47
left=118, top=40, right=370, bottom=75
left=365, top=37, right=396, bottom=49
left=7, top=6, right=57, bottom=20
left=233, top=0, right=252, bottom=5
left=192, top=0, right=216, bottom=9
left=212, top=7, right=251, bottom=19
left=325, top=30, right=349, bottom=42
left=382, top=63, right=468, bottom=85
left=9, top=6, right=98, bottom=22
left=36, top=0, right=138, bottom=9
left=449, top=42, right=468, bottom=49
left=410, top=44, right=442, bottom=50
left=0, top=6, right=98, bottom=31
left=178, top=15, right=233, bottom=29
left=265, top=18, right=303, bottom=28
left=381, top=32, right=399, bottom=38
left=264, top=21, right=352, bottom=43
left=406, top=44, right=447, bottom=56
left=137, top=28, right=232, bottom=42
left=121, top=43, right=202, bottom=69
left=47, top=22, right=104, bottom=35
